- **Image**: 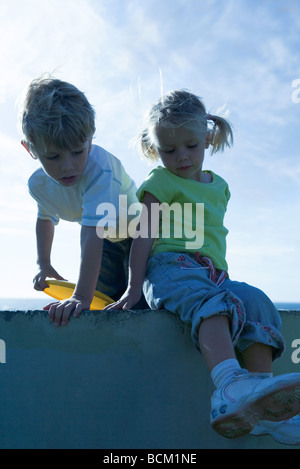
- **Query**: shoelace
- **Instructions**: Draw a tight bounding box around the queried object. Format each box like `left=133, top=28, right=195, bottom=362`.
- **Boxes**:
left=194, top=253, right=227, bottom=286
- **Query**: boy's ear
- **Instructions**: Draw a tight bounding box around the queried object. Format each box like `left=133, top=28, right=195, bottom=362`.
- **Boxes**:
left=21, top=140, right=38, bottom=159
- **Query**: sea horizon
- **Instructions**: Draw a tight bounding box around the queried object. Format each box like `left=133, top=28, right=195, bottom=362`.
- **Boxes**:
left=0, top=297, right=300, bottom=311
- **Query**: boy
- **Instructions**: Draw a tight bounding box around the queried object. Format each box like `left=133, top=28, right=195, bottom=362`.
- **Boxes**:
left=20, top=76, right=144, bottom=326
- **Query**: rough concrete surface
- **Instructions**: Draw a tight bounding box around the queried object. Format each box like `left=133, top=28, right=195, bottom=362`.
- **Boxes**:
left=0, top=309, right=299, bottom=449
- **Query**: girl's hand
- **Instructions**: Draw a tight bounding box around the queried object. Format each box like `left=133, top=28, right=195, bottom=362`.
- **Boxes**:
left=33, top=264, right=66, bottom=291
left=104, top=287, right=141, bottom=311
left=43, top=294, right=91, bottom=326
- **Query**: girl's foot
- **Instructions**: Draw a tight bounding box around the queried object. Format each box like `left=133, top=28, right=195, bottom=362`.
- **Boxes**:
left=250, top=415, right=300, bottom=445
left=210, top=370, right=300, bottom=439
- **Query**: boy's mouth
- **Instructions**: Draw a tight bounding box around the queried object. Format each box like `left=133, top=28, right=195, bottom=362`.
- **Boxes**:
left=59, top=175, right=79, bottom=185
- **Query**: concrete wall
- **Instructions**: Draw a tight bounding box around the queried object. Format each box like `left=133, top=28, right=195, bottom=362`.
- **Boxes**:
left=0, top=308, right=300, bottom=449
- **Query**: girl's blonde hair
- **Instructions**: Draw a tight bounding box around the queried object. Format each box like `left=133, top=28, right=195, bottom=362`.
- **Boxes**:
left=138, top=89, right=233, bottom=162
left=20, top=76, right=96, bottom=156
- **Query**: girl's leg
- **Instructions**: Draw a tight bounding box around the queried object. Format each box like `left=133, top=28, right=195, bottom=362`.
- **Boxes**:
left=198, top=314, right=274, bottom=374
left=198, top=314, right=300, bottom=440
left=198, top=315, right=236, bottom=370
left=223, top=279, right=285, bottom=363
left=242, top=343, right=273, bottom=373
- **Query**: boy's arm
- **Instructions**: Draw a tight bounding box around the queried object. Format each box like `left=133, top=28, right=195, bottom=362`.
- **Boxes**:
left=33, top=218, right=66, bottom=291
left=105, top=191, right=159, bottom=310
left=45, top=225, right=103, bottom=326
left=73, top=225, right=104, bottom=303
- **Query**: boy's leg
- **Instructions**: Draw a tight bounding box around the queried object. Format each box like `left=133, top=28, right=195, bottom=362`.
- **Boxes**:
left=96, top=238, right=148, bottom=309
left=96, top=238, right=129, bottom=300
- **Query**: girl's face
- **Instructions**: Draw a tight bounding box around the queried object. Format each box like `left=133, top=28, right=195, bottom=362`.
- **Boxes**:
left=36, top=139, right=92, bottom=186
left=153, top=125, right=210, bottom=182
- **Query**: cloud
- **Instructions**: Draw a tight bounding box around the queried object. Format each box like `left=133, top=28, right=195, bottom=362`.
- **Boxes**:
left=1, top=0, right=300, bottom=301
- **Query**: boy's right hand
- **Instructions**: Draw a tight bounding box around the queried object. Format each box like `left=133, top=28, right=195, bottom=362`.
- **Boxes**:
left=33, top=264, right=66, bottom=291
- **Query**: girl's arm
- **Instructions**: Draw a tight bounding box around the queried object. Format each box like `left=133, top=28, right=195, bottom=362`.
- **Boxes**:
left=33, top=218, right=66, bottom=291
left=105, top=191, right=159, bottom=310
left=45, top=225, right=104, bottom=326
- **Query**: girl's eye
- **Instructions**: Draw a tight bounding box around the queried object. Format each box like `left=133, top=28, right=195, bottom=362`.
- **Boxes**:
left=163, top=149, right=174, bottom=154
left=187, top=143, right=198, bottom=149
left=47, top=155, right=59, bottom=160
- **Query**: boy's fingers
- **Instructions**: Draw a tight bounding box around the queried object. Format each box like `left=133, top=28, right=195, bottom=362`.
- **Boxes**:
left=34, top=278, right=49, bottom=291
left=43, top=302, right=56, bottom=310
left=51, top=270, right=67, bottom=281
left=72, top=303, right=83, bottom=318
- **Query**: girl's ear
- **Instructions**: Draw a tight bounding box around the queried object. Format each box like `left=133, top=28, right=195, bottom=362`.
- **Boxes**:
left=21, top=140, right=38, bottom=160
left=205, top=131, right=213, bottom=149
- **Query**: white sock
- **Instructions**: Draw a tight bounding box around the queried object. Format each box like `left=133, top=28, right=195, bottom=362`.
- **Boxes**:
left=211, top=358, right=241, bottom=388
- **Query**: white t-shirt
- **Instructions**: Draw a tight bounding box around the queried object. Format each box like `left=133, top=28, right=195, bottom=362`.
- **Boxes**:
left=28, top=144, right=140, bottom=242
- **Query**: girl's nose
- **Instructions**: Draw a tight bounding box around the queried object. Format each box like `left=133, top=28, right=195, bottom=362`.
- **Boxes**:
left=177, top=148, right=188, bottom=162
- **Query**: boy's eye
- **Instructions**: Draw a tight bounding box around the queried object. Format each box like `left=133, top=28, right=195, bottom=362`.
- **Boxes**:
left=187, top=143, right=198, bottom=149
left=72, top=149, right=84, bottom=155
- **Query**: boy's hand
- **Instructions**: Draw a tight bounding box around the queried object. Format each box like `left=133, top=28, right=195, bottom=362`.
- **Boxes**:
left=104, top=286, right=141, bottom=311
left=43, top=294, right=91, bottom=326
left=33, top=264, right=66, bottom=291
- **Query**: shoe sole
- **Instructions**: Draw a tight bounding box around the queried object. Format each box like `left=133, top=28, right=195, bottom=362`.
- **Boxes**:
left=251, top=428, right=300, bottom=446
left=212, top=383, right=300, bottom=439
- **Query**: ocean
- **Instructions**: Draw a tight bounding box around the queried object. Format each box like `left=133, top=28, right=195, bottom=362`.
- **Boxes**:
left=0, top=298, right=300, bottom=311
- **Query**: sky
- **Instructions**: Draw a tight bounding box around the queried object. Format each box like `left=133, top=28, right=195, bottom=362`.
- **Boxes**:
left=0, top=0, right=299, bottom=303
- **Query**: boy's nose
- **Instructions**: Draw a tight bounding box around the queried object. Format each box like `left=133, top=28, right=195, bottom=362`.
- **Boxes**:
left=61, top=155, right=74, bottom=172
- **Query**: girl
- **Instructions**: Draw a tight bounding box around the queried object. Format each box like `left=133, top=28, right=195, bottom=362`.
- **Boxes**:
left=105, top=90, right=300, bottom=444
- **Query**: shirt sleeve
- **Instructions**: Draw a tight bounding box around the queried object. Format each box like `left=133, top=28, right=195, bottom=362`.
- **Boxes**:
left=28, top=178, right=60, bottom=225
left=137, top=167, right=174, bottom=204
left=81, top=149, right=139, bottom=233
left=81, top=170, right=121, bottom=228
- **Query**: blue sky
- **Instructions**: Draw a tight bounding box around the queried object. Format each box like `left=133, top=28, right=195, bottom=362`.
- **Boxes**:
left=0, top=0, right=299, bottom=302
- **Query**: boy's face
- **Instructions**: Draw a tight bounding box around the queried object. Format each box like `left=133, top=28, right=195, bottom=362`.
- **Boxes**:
left=34, top=140, right=92, bottom=186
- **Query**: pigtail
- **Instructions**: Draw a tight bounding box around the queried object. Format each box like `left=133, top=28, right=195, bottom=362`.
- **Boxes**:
left=207, top=114, right=233, bottom=154
left=138, top=128, right=159, bottom=162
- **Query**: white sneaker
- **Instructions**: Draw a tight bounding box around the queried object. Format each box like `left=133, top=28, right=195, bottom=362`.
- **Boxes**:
left=251, top=415, right=300, bottom=445
left=210, top=370, right=300, bottom=439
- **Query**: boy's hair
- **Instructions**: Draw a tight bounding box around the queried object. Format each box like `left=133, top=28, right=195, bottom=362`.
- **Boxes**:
left=20, top=76, right=96, bottom=156
left=138, top=89, right=233, bottom=162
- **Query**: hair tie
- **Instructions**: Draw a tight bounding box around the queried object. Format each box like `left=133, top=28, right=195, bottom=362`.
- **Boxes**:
left=207, top=114, right=213, bottom=121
